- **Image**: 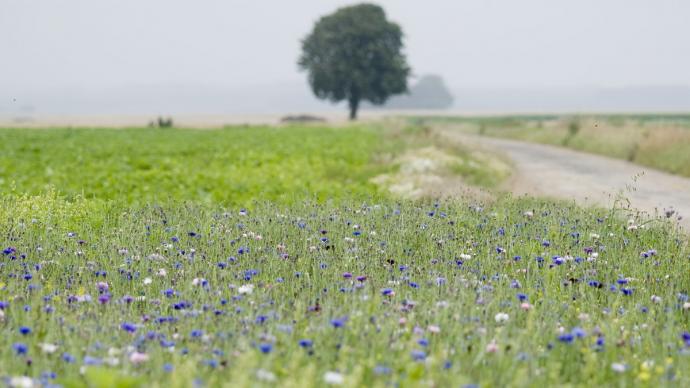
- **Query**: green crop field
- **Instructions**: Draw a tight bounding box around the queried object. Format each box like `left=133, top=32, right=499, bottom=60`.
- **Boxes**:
left=0, top=125, right=399, bottom=205
left=0, top=124, right=689, bottom=388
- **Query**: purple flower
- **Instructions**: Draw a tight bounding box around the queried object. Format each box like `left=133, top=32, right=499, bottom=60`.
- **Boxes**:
left=121, top=322, right=137, bottom=333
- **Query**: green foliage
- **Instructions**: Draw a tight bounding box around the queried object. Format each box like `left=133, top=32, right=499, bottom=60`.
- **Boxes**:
left=299, top=3, right=410, bottom=119
left=0, top=126, right=395, bottom=206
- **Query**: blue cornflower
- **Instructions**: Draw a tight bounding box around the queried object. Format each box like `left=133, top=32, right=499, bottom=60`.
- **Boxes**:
left=62, top=352, right=76, bottom=363
left=298, top=339, right=313, bottom=348
left=411, top=350, right=426, bottom=361
left=121, top=322, right=137, bottom=333
left=558, top=333, right=574, bottom=343
left=84, top=356, right=102, bottom=366
left=163, top=363, right=174, bottom=372
left=331, top=317, right=347, bottom=328
left=572, top=327, right=586, bottom=338
left=190, top=329, right=203, bottom=338
left=19, top=326, right=32, bottom=335
left=418, top=338, right=429, bottom=347
left=258, top=343, right=273, bottom=354
left=13, top=342, right=28, bottom=355
left=517, top=293, right=528, bottom=302
left=381, top=288, right=394, bottom=296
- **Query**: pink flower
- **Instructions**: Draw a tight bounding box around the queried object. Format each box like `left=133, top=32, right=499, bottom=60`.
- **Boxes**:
left=129, top=352, right=149, bottom=364
left=520, top=302, right=532, bottom=310
left=486, top=340, right=498, bottom=353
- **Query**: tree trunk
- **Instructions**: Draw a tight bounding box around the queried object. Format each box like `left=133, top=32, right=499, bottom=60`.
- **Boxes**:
left=348, top=97, right=359, bottom=120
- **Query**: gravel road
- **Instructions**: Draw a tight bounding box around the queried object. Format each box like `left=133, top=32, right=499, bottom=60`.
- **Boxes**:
left=440, top=130, right=690, bottom=228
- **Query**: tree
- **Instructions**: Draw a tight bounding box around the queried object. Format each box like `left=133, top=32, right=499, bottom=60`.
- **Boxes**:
left=382, top=74, right=454, bottom=110
left=298, top=3, right=410, bottom=120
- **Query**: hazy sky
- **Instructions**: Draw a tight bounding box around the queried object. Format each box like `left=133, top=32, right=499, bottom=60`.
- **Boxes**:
left=2, top=0, right=690, bottom=115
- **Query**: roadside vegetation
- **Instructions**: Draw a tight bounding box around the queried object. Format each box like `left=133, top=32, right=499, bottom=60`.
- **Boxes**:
left=414, top=114, right=690, bottom=177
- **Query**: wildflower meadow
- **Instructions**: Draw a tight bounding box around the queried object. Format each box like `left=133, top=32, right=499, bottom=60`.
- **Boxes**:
left=1, top=125, right=689, bottom=387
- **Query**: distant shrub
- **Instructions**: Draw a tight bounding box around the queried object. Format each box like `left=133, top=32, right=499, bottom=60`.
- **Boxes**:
left=563, top=117, right=581, bottom=145
left=149, top=117, right=174, bottom=128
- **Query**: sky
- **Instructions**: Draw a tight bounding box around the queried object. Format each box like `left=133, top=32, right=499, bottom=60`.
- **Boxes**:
left=2, top=0, right=690, bottom=114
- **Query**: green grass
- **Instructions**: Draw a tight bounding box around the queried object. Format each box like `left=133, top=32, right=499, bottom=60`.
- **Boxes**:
left=413, top=114, right=690, bottom=177
left=1, top=124, right=688, bottom=387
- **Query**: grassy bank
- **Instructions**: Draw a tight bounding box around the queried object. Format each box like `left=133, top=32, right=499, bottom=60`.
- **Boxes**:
left=414, top=114, right=690, bottom=177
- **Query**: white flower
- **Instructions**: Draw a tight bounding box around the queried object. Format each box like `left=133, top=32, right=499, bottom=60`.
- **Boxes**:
left=39, top=343, right=58, bottom=354
left=129, top=352, right=150, bottom=364
left=590, top=233, right=600, bottom=239
left=256, top=369, right=276, bottom=382
left=523, top=210, right=534, bottom=218
left=105, top=357, right=120, bottom=366
left=238, top=284, right=254, bottom=294
left=324, top=371, right=344, bottom=385
left=427, top=325, right=441, bottom=333
left=494, top=312, right=509, bottom=323
left=8, top=376, right=34, bottom=388
left=157, top=268, right=167, bottom=277
left=611, top=362, right=627, bottom=373
left=651, top=295, right=662, bottom=303
left=459, top=253, right=472, bottom=260
left=143, top=277, right=152, bottom=285
left=683, top=302, right=690, bottom=310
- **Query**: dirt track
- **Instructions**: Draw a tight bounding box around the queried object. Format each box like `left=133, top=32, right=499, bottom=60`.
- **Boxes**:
left=439, top=130, right=690, bottom=229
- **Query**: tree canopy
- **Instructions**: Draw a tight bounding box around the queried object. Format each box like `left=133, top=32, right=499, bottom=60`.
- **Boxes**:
left=298, top=3, right=410, bottom=120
